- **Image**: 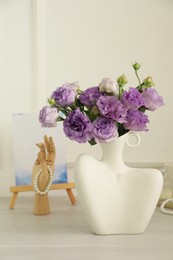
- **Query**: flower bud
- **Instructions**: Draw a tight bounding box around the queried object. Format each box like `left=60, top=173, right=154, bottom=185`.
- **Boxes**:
left=133, top=62, right=141, bottom=70
left=99, top=78, right=117, bottom=94
left=48, top=98, right=56, bottom=106
left=92, top=105, right=99, bottom=115
left=143, top=76, right=155, bottom=87
left=117, top=74, right=128, bottom=87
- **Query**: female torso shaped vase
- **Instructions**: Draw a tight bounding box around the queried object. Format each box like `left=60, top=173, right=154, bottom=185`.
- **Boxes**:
left=74, top=132, right=163, bottom=235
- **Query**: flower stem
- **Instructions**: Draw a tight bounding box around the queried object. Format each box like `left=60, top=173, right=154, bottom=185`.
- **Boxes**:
left=135, top=69, right=141, bottom=86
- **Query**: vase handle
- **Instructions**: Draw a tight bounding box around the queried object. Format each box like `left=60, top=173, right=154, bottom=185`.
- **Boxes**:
left=126, top=132, right=141, bottom=148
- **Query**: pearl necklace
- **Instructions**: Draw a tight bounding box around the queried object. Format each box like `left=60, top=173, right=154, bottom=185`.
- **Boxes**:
left=160, top=198, right=173, bottom=215
left=33, top=165, right=53, bottom=195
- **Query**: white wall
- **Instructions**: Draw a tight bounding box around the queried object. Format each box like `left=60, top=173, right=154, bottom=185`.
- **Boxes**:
left=0, top=0, right=173, bottom=196
left=0, top=0, right=33, bottom=196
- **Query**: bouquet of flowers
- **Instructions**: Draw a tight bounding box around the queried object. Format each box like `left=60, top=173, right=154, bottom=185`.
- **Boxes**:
left=39, top=63, right=164, bottom=145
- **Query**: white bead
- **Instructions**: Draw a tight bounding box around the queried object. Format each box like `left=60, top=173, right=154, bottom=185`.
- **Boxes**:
left=33, top=165, right=54, bottom=195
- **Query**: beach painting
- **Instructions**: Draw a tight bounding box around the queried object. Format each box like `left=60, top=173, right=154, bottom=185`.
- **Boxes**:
left=13, top=113, right=67, bottom=186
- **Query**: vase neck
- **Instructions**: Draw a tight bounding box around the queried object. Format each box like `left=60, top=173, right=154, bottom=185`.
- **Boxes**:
left=100, top=134, right=128, bottom=173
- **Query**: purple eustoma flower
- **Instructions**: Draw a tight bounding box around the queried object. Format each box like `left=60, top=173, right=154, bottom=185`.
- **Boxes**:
left=121, top=87, right=145, bottom=110
left=39, top=106, right=58, bottom=127
left=142, top=88, right=164, bottom=111
left=123, top=109, right=149, bottom=131
left=63, top=109, right=92, bottom=143
left=96, top=96, right=127, bottom=123
left=51, top=82, right=78, bottom=107
left=79, top=86, right=105, bottom=107
left=92, top=117, right=118, bottom=143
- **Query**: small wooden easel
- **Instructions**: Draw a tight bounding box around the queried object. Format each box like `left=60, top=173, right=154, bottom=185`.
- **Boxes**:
left=9, top=183, right=76, bottom=209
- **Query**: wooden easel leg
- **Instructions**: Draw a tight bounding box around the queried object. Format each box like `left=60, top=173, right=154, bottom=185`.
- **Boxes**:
left=9, top=192, right=19, bottom=209
left=66, top=189, right=76, bottom=205
left=9, top=184, right=76, bottom=209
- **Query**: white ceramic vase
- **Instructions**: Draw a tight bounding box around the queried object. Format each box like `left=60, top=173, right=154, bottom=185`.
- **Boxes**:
left=74, top=132, right=163, bottom=235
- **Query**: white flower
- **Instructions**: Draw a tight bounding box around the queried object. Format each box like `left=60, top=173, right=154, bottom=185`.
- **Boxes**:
left=99, top=78, right=117, bottom=95
left=63, top=81, right=79, bottom=93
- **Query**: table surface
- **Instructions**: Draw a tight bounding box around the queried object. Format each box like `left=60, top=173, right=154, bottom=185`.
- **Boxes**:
left=0, top=196, right=173, bottom=260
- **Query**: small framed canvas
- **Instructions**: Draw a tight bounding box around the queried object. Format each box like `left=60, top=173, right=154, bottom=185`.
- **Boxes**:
left=13, top=113, right=67, bottom=186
